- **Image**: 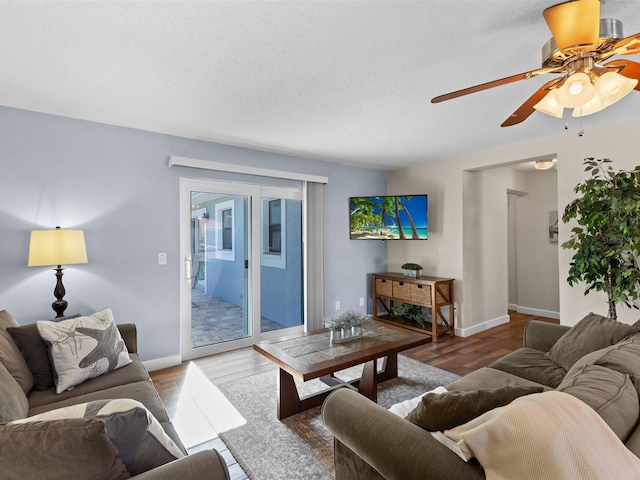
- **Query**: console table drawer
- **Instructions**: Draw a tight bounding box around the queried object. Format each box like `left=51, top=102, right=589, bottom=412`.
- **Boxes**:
left=375, top=278, right=393, bottom=297
left=392, top=281, right=412, bottom=301
left=410, top=283, right=431, bottom=305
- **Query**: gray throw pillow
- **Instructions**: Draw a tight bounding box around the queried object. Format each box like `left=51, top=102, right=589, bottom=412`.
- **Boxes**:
left=405, top=385, right=544, bottom=432
left=0, top=310, right=34, bottom=394
left=546, top=312, right=638, bottom=371
left=557, top=363, right=639, bottom=442
left=15, top=398, right=184, bottom=476
left=0, top=418, right=129, bottom=480
left=0, top=361, right=29, bottom=422
left=7, top=323, right=55, bottom=390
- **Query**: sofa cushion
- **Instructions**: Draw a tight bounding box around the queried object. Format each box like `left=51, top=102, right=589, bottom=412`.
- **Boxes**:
left=26, top=353, right=149, bottom=409
left=406, top=385, right=544, bottom=432
left=488, top=347, right=567, bottom=388
left=28, top=379, right=170, bottom=424
left=546, top=312, right=637, bottom=371
left=557, top=364, right=639, bottom=442
left=0, top=417, right=129, bottom=480
left=14, top=398, right=184, bottom=476
left=446, top=367, right=551, bottom=392
left=0, top=360, right=29, bottom=422
left=7, top=322, right=56, bottom=390
left=0, top=310, right=34, bottom=394
left=36, top=308, right=132, bottom=394
left=567, top=334, right=640, bottom=395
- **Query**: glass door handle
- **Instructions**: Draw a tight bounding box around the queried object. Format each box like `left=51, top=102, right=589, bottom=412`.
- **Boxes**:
left=185, top=256, right=192, bottom=280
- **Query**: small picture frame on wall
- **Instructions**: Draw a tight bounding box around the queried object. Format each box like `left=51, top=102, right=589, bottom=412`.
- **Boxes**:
left=549, top=211, right=558, bottom=243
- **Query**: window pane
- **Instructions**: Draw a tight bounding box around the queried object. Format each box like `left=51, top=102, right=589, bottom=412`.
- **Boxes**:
left=268, top=200, right=281, bottom=253
left=222, top=209, right=232, bottom=250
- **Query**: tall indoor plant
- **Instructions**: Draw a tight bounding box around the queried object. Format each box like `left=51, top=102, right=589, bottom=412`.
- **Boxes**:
left=562, top=158, right=640, bottom=320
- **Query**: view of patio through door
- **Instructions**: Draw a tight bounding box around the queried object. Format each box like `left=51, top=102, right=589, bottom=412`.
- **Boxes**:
left=180, top=179, right=304, bottom=359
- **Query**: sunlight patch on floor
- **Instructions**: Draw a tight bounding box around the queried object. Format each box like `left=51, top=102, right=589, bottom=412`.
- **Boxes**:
left=173, top=362, right=246, bottom=448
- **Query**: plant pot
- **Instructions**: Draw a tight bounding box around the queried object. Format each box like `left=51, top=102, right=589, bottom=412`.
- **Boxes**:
left=403, top=269, right=421, bottom=278
left=330, top=327, right=363, bottom=344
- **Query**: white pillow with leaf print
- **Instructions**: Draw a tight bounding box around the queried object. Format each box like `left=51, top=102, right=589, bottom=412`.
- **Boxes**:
left=36, top=308, right=131, bottom=393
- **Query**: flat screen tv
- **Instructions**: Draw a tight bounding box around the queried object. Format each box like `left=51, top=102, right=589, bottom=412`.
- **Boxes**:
left=349, top=195, right=428, bottom=240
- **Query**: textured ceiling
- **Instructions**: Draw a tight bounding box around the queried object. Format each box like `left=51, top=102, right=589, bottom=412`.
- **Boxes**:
left=0, top=1, right=638, bottom=170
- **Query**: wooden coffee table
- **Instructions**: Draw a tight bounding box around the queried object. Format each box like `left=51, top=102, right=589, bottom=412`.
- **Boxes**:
left=253, top=320, right=430, bottom=419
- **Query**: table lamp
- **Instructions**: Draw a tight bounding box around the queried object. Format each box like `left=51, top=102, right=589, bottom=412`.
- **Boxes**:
left=28, top=226, right=88, bottom=318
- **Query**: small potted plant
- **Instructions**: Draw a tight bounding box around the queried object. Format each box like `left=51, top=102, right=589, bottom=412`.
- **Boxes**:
left=326, top=309, right=369, bottom=343
left=401, top=262, right=423, bottom=278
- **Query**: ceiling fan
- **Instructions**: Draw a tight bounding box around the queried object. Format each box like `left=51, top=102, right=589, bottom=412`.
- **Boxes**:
left=431, top=0, right=640, bottom=127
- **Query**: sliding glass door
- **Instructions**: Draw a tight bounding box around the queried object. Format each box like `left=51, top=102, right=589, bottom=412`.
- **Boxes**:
left=180, top=179, right=304, bottom=359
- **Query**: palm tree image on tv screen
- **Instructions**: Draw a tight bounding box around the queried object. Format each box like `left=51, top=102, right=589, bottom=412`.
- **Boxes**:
left=349, top=195, right=428, bottom=240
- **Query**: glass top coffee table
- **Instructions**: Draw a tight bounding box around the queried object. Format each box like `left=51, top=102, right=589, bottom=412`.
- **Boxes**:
left=253, top=320, right=430, bottom=419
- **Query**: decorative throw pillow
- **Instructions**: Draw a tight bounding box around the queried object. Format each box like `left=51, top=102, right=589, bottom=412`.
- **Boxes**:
left=36, top=308, right=132, bottom=394
left=7, top=322, right=56, bottom=390
left=566, top=334, right=640, bottom=397
left=406, top=385, right=544, bottom=432
left=0, top=361, right=29, bottom=422
left=556, top=363, right=639, bottom=442
left=546, top=312, right=638, bottom=371
left=0, top=310, right=34, bottom=394
left=0, top=417, right=129, bottom=480
left=14, top=398, right=184, bottom=475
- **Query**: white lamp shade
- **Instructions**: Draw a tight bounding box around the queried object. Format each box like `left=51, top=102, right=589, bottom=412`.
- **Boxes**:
left=556, top=71, right=595, bottom=108
left=572, top=91, right=605, bottom=117
left=533, top=89, right=564, bottom=118
left=28, top=229, right=88, bottom=267
left=595, top=72, right=638, bottom=108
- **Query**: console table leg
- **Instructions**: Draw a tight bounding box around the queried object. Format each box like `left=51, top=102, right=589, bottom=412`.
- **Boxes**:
left=277, top=368, right=301, bottom=420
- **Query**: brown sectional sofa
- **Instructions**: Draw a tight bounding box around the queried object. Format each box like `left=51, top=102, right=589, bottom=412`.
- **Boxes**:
left=0, top=319, right=230, bottom=480
left=323, top=318, right=640, bottom=480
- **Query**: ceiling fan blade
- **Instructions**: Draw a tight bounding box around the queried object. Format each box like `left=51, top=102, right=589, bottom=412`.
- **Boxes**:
left=431, top=67, right=559, bottom=104
left=604, top=59, right=640, bottom=91
left=543, top=0, right=600, bottom=54
left=501, top=78, right=563, bottom=127
left=603, top=33, right=640, bottom=59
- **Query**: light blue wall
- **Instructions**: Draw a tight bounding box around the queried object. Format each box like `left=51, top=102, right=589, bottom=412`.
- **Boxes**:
left=0, top=106, right=387, bottom=361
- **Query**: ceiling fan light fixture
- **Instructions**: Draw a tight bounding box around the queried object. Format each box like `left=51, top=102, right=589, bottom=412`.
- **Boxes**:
left=571, top=91, right=605, bottom=117
left=535, top=159, right=555, bottom=170
left=595, top=71, right=639, bottom=108
left=533, top=89, right=564, bottom=117
left=556, top=71, right=595, bottom=108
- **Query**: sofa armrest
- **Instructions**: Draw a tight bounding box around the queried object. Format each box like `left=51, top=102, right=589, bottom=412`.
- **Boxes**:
left=322, top=389, right=484, bottom=480
left=131, top=450, right=230, bottom=480
left=523, top=320, right=570, bottom=352
left=117, top=323, right=138, bottom=354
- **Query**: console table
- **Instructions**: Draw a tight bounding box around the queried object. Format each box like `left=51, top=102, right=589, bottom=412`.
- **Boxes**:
left=372, top=272, right=454, bottom=342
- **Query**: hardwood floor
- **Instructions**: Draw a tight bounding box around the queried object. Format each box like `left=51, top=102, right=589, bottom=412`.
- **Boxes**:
left=151, top=311, right=559, bottom=414
left=149, top=311, right=558, bottom=477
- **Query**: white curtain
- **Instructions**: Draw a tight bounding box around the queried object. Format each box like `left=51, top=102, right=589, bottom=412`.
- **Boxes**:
left=304, top=181, right=325, bottom=332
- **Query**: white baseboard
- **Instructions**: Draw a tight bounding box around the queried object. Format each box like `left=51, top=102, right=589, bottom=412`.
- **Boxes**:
left=515, top=306, right=560, bottom=320
left=455, top=315, right=510, bottom=338
left=508, top=303, right=518, bottom=311
left=143, top=354, right=182, bottom=372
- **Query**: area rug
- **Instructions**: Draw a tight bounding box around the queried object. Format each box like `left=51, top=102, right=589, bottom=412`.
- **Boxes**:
left=216, top=355, right=460, bottom=480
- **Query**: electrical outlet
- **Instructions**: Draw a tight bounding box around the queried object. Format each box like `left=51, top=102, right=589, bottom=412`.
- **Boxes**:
left=359, top=297, right=364, bottom=307
left=158, top=252, right=167, bottom=265
left=438, top=246, right=447, bottom=256
left=335, top=301, right=340, bottom=310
